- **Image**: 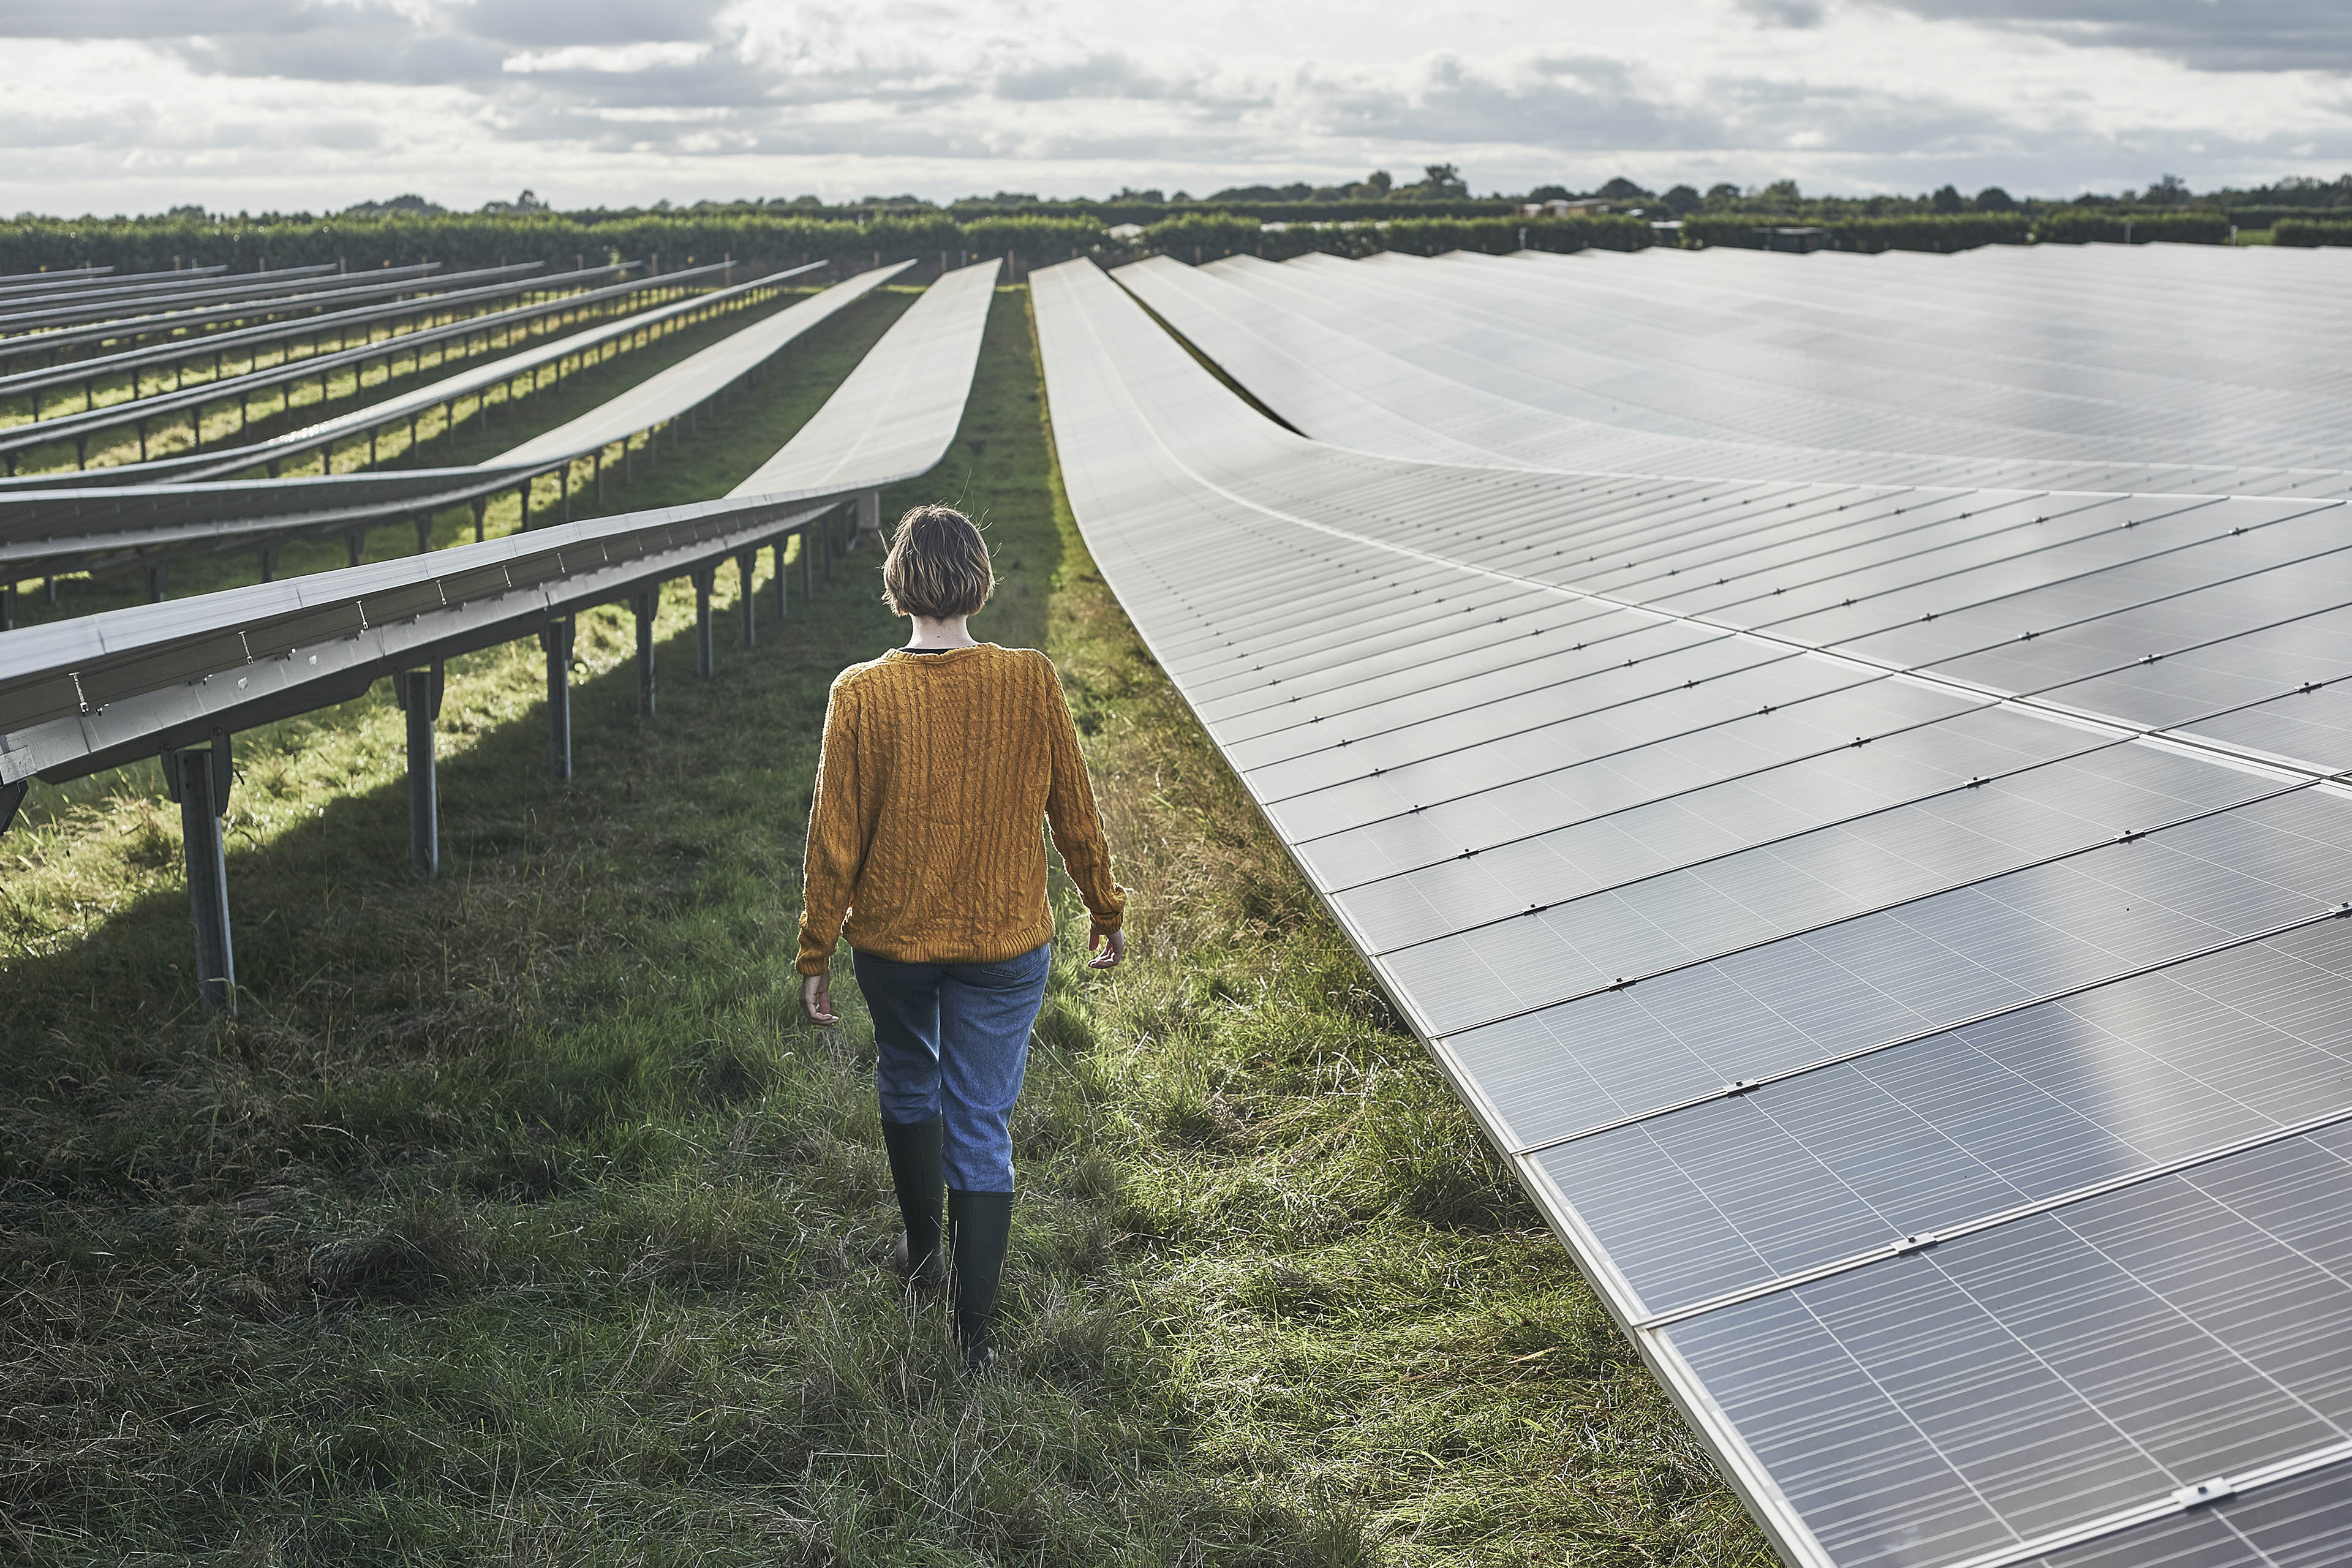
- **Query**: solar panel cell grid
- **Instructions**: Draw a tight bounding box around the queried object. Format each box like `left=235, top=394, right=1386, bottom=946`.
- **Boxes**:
left=2028, top=1453, right=2352, bottom=1566
left=1290, top=680, right=1990, bottom=889
left=1443, top=786, right=2352, bottom=1153
left=1674, top=1128, right=2352, bottom=1566
left=1537, top=915, right=2352, bottom=1319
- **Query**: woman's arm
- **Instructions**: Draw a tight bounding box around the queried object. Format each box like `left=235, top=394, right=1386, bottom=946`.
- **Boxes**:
left=1038, top=657, right=1128, bottom=965
left=797, top=676, right=867, bottom=989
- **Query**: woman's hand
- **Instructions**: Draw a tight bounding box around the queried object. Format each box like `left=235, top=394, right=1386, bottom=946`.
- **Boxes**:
left=802, top=972, right=840, bottom=1026
left=1088, top=926, right=1126, bottom=970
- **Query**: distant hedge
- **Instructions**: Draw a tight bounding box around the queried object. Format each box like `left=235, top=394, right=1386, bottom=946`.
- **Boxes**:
left=2223, top=206, right=2352, bottom=230
left=2032, top=209, right=2231, bottom=245
left=0, top=212, right=1107, bottom=276
left=2272, top=219, right=2352, bottom=247
left=1137, top=211, right=1654, bottom=262
left=0, top=200, right=2294, bottom=279
left=1679, top=213, right=2031, bottom=252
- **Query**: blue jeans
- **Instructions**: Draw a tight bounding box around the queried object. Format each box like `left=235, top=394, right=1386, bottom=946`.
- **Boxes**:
left=853, top=943, right=1051, bottom=1193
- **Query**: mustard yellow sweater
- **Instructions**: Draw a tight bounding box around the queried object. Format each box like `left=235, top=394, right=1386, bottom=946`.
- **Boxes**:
left=797, top=644, right=1126, bottom=974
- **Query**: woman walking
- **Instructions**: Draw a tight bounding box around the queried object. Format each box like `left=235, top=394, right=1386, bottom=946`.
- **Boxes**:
left=797, top=504, right=1127, bottom=1373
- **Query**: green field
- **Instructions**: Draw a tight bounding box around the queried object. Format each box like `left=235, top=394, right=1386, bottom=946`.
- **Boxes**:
left=0, top=285, right=1771, bottom=1565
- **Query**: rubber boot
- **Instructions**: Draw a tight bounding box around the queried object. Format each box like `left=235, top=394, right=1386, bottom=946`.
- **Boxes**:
left=947, top=1188, right=1014, bottom=1373
left=880, top=1116, right=946, bottom=1289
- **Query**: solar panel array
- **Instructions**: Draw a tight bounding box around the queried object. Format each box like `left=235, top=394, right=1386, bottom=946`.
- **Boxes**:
left=1118, top=246, right=2352, bottom=499
left=1031, top=246, right=2352, bottom=1568
left=2, top=257, right=1002, bottom=796
left=0, top=262, right=861, bottom=581
left=0, top=258, right=737, bottom=478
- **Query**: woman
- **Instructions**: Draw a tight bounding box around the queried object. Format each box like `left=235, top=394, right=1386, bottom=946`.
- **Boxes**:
left=797, top=503, right=1128, bottom=1373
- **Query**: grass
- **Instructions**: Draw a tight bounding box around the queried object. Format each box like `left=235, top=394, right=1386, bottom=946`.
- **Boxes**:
left=0, top=285, right=1774, bottom=1565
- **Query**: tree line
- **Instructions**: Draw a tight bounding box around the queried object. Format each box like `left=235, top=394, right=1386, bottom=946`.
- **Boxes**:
left=6, top=193, right=2346, bottom=279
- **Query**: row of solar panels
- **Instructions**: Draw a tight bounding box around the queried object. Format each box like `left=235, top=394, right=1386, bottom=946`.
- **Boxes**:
left=0, top=259, right=599, bottom=413
left=1118, top=244, right=2352, bottom=498
left=0, top=259, right=1002, bottom=1008
left=0, top=263, right=132, bottom=293
left=0, top=260, right=876, bottom=586
left=0, top=259, right=731, bottom=474
left=1031, top=247, right=2352, bottom=1568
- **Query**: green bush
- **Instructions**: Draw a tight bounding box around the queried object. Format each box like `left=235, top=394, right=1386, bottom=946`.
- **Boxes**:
left=954, top=214, right=1104, bottom=263
left=956, top=198, right=1520, bottom=225
left=1139, top=211, right=1653, bottom=263
left=1139, top=211, right=1267, bottom=260
left=1380, top=214, right=1653, bottom=255
left=2032, top=208, right=2231, bottom=245
left=1680, top=213, right=2029, bottom=252
left=2272, top=219, right=2352, bottom=247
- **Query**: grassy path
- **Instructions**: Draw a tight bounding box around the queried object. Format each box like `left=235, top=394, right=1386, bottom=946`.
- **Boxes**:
left=0, top=288, right=1773, bottom=1565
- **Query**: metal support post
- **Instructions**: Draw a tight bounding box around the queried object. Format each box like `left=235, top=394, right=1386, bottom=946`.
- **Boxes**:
left=415, top=515, right=431, bottom=554
left=540, top=619, right=573, bottom=783
left=738, top=551, right=756, bottom=649
left=801, top=527, right=814, bottom=598
left=394, top=664, right=444, bottom=878
left=693, top=568, right=715, bottom=679
left=772, top=540, right=788, bottom=622
left=347, top=534, right=363, bottom=568
left=634, top=589, right=658, bottom=717
left=164, top=739, right=236, bottom=1016
left=471, top=497, right=487, bottom=541
left=594, top=448, right=604, bottom=507
left=1, top=581, right=13, bottom=633
left=517, top=481, right=531, bottom=530
left=257, top=546, right=277, bottom=583
left=148, top=563, right=168, bottom=602
left=855, top=487, right=882, bottom=549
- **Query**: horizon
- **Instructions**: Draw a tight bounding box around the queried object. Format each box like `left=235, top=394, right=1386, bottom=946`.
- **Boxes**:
left=17, top=168, right=2351, bottom=227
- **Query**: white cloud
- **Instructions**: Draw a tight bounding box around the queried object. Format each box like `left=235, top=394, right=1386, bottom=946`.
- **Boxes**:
left=502, top=41, right=713, bottom=74
left=1, top=0, right=2347, bottom=213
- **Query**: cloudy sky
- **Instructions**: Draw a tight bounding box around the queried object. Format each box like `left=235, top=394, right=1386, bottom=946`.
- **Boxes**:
left=4, top=0, right=2350, bottom=214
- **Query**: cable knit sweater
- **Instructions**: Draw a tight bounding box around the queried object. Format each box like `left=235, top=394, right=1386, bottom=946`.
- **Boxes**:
left=796, top=644, right=1126, bottom=975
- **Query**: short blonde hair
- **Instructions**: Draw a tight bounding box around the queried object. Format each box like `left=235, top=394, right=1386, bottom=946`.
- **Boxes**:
left=881, top=505, right=993, bottom=619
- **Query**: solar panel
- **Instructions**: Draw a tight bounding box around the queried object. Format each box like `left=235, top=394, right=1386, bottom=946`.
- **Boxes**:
left=1030, top=249, right=2352, bottom=1568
